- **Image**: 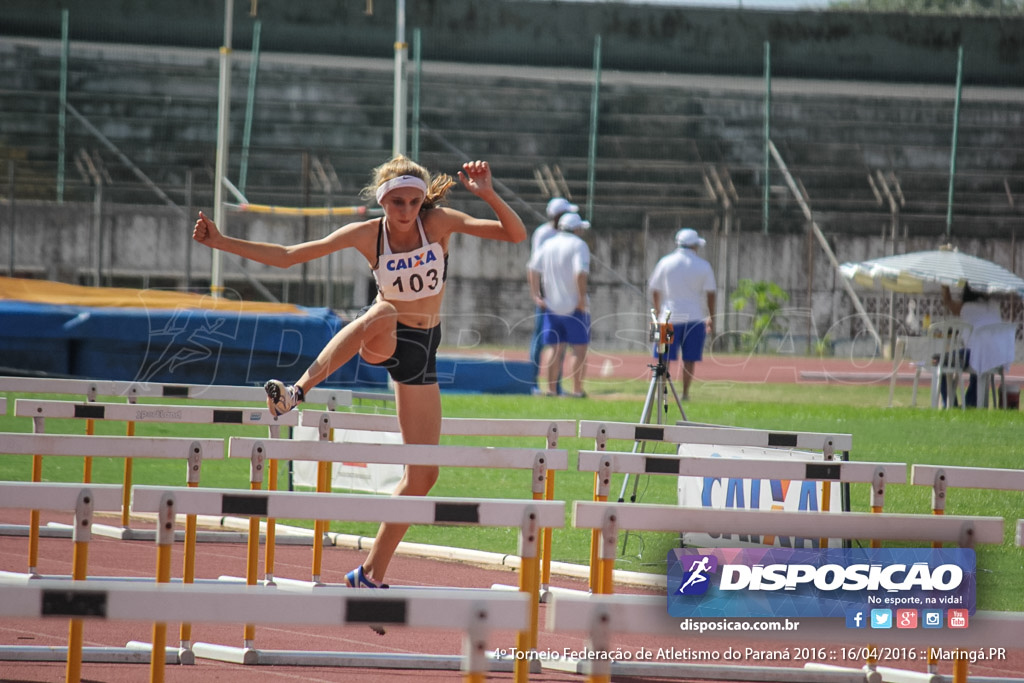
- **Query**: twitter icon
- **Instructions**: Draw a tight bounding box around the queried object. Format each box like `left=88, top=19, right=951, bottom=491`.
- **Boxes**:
left=871, top=609, right=892, bottom=629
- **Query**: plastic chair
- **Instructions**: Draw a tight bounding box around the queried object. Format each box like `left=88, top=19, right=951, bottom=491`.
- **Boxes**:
left=926, top=319, right=972, bottom=410
left=888, top=335, right=933, bottom=408
left=970, top=322, right=1017, bottom=408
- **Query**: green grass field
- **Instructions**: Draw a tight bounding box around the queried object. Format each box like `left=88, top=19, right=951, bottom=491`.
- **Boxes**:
left=1, top=373, right=1022, bottom=610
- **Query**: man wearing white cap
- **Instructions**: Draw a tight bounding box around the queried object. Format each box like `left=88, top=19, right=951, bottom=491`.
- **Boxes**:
left=648, top=228, right=716, bottom=400
left=527, top=197, right=578, bottom=392
left=528, top=212, right=591, bottom=397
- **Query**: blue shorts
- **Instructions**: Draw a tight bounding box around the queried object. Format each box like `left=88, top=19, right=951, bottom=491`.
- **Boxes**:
left=654, top=321, right=705, bottom=362
left=540, top=310, right=590, bottom=346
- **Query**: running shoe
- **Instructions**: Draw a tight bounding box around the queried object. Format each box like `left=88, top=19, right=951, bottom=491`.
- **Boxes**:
left=264, top=380, right=302, bottom=416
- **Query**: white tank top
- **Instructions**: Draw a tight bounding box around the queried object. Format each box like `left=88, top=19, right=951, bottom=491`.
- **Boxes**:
left=371, top=217, right=447, bottom=302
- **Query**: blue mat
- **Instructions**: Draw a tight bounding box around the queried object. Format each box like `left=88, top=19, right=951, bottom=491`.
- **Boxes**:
left=0, top=301, right=532, bottom=394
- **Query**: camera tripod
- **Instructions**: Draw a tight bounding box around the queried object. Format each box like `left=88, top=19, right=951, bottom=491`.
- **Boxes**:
left=617, top=310, right=688, bottom=505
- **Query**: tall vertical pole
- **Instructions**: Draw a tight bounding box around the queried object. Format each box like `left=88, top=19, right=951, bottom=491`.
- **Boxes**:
left=211, top=0, right=235, bottom=297
left=392, top=0, right=408, bottom=157
left=238, top=18, right=261, bottom=195
left=410, top=27, right=422, bottom=162
left=762, top=41, right=771, bottom=234
left=946, top=45, right=964, bottom=241
left=57, top=9, right=69, bottom=204
left=586, top=35, right=602, bottom=222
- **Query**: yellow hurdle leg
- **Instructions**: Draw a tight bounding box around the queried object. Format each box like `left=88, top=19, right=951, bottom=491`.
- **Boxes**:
left=540, top=470, right=556, bottom=591
left=64, top=540, right=89, bottom=683
left=28, top=454, right=43, bottom=574
left=265, top=459, right=278, bottom=582
left=931, top=507, right=945, bottom=549
left=952, top=649, right=969, bottom=683
left=312, top=461, right=330, bottom=582
left=151, top=494, right=175, bottom=683
left=588, top=472, right=606, bottom=592
left=179, top=479, right=199, bottom=649
left=818, top=481, right=831, bottom=548
left=243, top=480, right=261, bottom=645
left=870, top=505, right=882, bottom=549
left=82, top=419, right=94, bottom=483
left=121, top=421, right=135, bottom=527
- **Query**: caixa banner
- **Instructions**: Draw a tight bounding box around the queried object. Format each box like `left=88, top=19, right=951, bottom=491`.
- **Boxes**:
left=667, top=548, right=975, bottom=620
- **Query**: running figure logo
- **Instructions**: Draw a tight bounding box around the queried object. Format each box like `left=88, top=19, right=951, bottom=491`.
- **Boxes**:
left=677, top=554, right=718, bottom=595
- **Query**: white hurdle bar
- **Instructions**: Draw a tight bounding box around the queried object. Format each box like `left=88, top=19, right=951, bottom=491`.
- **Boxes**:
left=0, top=375, right=353, bottom=408
left=912, top=464, right=1024, bottom=514
left=578, top=420, right=852, bottom=452
left=0, top=580, right=530, bottom=683
left=575, top=450, right=895, bottom=591
left=230, top=436, right=569, bottom=477
left=578, top=451, right=904, bottom=491
left=13, top=400, right=302, bottom=540
left=16, top=399, right=300, bottom=429
left=545, top=593, right=1024, bottom=683
left=227, top=436, right=568, bottom=587
left=298, top=412, right=576, bottom=595
left=0, top=483, right=171, bottom=675
left=1018, top=519, right=1024, bottom=547
left=0, top=483, right=124, bottom=580
left=574, top=501, right=1003, bottom=595
left=130, top=484, right=562, bottom=679
left=0, top=433, right=223, bottom=460
left=0, top=433, right=222, bottom=573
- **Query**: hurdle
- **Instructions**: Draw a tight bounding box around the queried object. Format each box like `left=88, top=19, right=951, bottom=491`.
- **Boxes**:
left=576, top=451, right=906, bottom=593
left=910, top=464, right=1024, bottom=677
left=912, top=464, right=1024, bottom=528
left=1, top=376, right=350, bottom=538
left=0, top=581, right=530, bottom=683
left=129, top=484, right=563, bottom=681
left=569, top=503, right=1006, bottom=683
left=545, top=592, right=1024, bottom=683
left=577, top=420, right=854, bottom=587
left=14, top=399, right=298, bottom=535
left=227, top=435, right=568, bottom=586
left=0, top=376, right=353, bottom=408
left=578, top=420, right=853, bottom=453
left=573, top=501, right=1003, bottom=595
left=298, top=410, right=575, bottom=597
left=0, top=433, right=222, bottom=573
left=0, top=482, right=178, bottom=677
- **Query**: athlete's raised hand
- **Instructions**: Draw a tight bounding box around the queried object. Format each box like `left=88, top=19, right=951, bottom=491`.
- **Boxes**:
left=457, top=160, right=495, bottom=197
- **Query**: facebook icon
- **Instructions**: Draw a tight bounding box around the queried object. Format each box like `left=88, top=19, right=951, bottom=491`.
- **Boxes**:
left=845, top=608, right=867, bottom=629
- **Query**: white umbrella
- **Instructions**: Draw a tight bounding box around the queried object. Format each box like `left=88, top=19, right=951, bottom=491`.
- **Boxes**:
left=840, top=248, right=1024, bottom=298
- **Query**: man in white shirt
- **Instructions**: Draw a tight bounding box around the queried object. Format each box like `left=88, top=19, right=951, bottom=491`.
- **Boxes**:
left=648, top=228, right=716, bottom=400
left=527, top=197, right=577, bottom=392
left=527, top=212, right=591, bottom=397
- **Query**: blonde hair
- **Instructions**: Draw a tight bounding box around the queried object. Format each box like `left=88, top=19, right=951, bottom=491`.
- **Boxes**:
left=361, top=155, right=455, bottom=210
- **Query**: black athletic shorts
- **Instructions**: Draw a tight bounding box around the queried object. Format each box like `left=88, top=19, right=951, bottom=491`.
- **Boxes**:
left=370, top=321, right=442, bottom=385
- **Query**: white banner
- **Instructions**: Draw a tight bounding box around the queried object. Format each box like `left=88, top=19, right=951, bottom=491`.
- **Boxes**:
left=291, top=425, right=403, bottom=494
left=677, top=443, right=844, bottom=549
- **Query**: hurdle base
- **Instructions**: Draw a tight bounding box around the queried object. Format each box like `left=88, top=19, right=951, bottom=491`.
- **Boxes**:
left=0, top=570, right=37, bottom=583
left=545, top=659, right=879, bottom=682
left=804, top=663, right=884, bottom=683
left=125, top=640, right=194, bottom=665
left=47, top=521, right=322, bottom=546
left=489, top=581, right=588, bottom=603
left=0, top=645, right=179, bottom=664
left=231, top=648, right=521, bottom=671
left=0, top=524, right=72, bottom=539
left=191, top=642, right=259, bottom=665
